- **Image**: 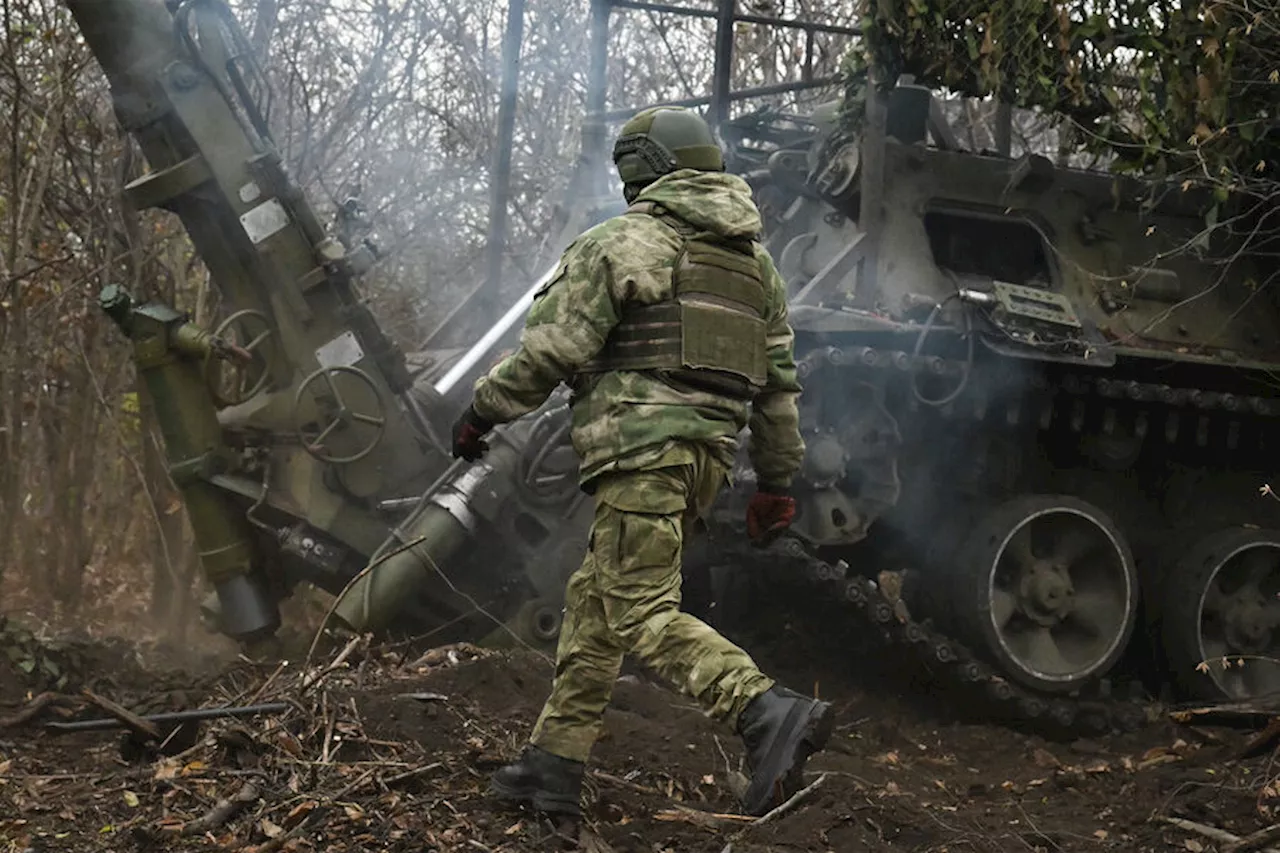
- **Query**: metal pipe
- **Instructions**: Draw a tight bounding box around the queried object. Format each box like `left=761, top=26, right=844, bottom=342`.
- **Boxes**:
left=607, top=0, right=860, bottom=35
left=600, top=76, right=839, bottom=122
left=45, top=702, right=290, bottom=733
left=587, top=0, right=610, bottom=119
left=995, top=102, right=1013, bottom=156
left=584, top=0, right=611, bottom=187
left=710, top=0, right=735, bottom=128
left=432, top=264, right=557, bottom=397
left=479, top=0, right=526, bottom=327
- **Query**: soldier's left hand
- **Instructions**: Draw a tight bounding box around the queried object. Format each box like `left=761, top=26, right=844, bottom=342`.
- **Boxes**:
left=451, top=404, right=494, bottom=461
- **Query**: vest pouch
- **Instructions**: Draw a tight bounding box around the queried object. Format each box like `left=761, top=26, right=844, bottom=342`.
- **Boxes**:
left=678, top=299, right=768, bottom=387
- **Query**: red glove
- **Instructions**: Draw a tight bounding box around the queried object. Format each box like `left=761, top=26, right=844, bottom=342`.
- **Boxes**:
left=746, top=486, right=796, bottom=544
left=451, top=405, right=494, bottom=461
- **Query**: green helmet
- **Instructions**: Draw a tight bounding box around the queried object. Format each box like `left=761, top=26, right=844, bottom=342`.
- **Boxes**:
left=612, top=106, right=724, bottom=195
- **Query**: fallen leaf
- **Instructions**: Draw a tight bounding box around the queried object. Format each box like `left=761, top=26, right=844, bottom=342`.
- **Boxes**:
left=275, top=731, right=304, bottom=757
left=1137, top=753, right=1179, bottom=770
left=285, top=800, right=317, bottom=827
left=504, top=821, right=523, bottom=836
left=1032, top=748, right=1062, bottom=769
left=260, top=818, right=284, bottom=839
left=123, top=791, right=139, bottom=808
left=1185, top=839, right=1204, bottom=852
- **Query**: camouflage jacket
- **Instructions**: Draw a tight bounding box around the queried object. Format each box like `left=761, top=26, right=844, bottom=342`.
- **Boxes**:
left=471, top=169, right=805, bottom=489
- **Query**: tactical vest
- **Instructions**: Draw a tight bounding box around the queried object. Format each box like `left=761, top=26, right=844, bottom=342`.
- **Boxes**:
left=578, top=201, right=769, bottom=400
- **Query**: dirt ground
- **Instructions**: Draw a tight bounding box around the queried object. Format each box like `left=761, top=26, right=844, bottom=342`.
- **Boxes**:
left=2, top=603, right=1279, bottom=853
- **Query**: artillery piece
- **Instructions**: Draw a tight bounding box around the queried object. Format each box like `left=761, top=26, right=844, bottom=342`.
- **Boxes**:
left=70, top=0, right=1280, bottom=735
left=70, top=0, right=597, bottom=652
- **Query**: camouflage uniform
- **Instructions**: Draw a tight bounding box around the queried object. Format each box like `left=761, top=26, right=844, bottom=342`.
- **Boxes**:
left=470, top=168, right=805, bottom=764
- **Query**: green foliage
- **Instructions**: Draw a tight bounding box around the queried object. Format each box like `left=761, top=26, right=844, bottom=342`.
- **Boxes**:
left=0, top=615, right=74, bottom=691
left=840, top=0, right=1278, bottom=222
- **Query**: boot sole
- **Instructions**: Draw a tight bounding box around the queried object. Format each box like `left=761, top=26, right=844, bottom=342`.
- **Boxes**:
left=489, top=777, right=582, bottom=817
left=743, top=698, right=834, bottom=817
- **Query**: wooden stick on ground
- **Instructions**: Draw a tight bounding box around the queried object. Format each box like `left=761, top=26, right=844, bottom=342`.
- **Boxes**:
left=383, top=762, right=443, bottom=786
left=590, top=770, right=663, bottom=796
left=301, top=635, right=362, bottom=693
left=1227, top=823, right=1280, bottom=853
left=82, top=689, right=160, bottom=740
left=1238, top=718, right=1280, bottom=759
left=654, top=804, right=754, bottom=829
left=751, top=773, right=828, bottom=827
left=251, top=805, right=331, bottom=853
left=0, top=692, right=78, bottom=728
left=181, top=781, right=259, bottom=836
left=1159, top=816, right=1280, bottom=853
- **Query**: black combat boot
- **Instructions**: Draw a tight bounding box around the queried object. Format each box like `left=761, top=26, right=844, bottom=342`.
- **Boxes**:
left=737, top=686, right=834, bottom=816
left=489, top=744, right=584, bottom=816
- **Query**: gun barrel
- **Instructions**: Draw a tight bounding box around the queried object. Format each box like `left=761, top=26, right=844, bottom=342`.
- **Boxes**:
left=432, top=264, right=558, bottom=397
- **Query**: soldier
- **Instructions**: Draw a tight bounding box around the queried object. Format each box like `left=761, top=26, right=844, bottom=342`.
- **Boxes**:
left=451, top=105, right=831, bottom=818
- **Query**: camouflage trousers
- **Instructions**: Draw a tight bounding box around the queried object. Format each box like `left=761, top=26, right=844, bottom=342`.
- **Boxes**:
left=529, top=443, right=776, bottom=763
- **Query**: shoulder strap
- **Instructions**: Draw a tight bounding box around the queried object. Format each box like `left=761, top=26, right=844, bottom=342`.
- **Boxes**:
left=623, top=200, right=698, bottom=238
left=624, top=200, right=760, bottom=257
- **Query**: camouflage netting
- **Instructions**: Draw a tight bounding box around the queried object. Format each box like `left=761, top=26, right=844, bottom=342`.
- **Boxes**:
left=839, top=0, right=1277, bottom=221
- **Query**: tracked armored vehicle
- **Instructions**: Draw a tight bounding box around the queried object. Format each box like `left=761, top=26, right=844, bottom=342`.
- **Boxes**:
left=706, top=90, right=1280, bottom=723
left=69, top=0, right=1279, bottom=735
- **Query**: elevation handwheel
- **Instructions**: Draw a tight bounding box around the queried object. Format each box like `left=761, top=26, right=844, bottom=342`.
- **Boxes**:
left=293, top=365, right=387, bottom=464
left=204, top=309, right=274, bottom=407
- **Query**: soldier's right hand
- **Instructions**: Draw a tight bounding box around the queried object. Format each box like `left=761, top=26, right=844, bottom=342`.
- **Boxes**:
left=451, top=404, right=494, bottom=461
left=746, top=485, right=796, bottom=546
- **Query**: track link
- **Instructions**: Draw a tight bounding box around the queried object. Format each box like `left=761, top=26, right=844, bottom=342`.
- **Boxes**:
left=754, top=535, right=1154, bottom=738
